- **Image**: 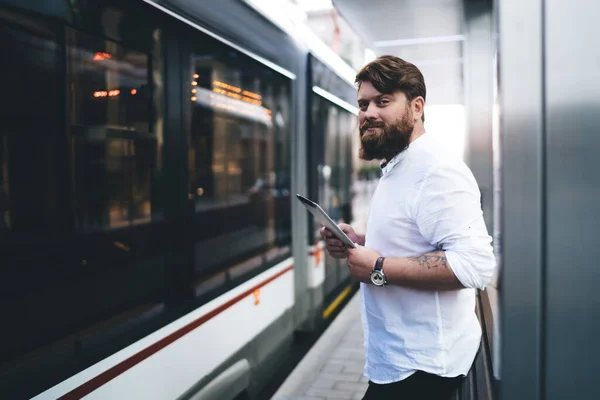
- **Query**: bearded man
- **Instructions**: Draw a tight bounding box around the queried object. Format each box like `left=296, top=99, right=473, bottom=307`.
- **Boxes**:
left=320, top=55, right=496, bottom=400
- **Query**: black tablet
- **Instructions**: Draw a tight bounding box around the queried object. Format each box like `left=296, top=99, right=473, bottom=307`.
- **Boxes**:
left=296, top=194, right=356, bottom=248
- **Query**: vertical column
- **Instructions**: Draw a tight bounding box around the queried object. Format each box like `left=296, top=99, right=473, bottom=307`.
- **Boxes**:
left=544, top=0, right=600, bottom=398
left=464, top=0, right=502, bottom=388
left=463, top=0, right=494, bottom=232
left=163, top=34, right=194, bottom=303
left=291, top=55, right=311, bottom=328
left=498, top=0, right=544, bottom=399
left=164, top=35, right=189, bottom=217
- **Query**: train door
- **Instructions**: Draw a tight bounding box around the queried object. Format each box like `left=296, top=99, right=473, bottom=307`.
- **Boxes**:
left=309, top=92, right=356, bottom=300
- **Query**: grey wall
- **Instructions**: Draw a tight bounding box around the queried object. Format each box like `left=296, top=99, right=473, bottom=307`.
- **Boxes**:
left=544, top=0, right=600, bottom=398
left=464, top=0, right=494, bottom=232
left=498, top=0, right=544, bottom=397
left=499, top=0, right=600, bottom=399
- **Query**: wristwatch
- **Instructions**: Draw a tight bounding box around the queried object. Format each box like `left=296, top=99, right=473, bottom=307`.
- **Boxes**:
left=370, top=257, right=387, bottom=286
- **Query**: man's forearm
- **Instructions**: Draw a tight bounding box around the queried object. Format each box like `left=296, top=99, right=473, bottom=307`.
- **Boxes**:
left=384, top=250, right=464, bottom=290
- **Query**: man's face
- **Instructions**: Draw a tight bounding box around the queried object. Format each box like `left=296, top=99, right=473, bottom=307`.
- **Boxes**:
left=357, top=81, right=415, bottom=161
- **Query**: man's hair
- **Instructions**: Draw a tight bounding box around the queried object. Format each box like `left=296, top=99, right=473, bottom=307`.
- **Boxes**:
left=355, top=55, right=426, bottom=122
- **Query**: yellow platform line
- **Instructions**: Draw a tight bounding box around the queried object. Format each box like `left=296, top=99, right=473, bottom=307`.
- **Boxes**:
left=322, top=285, right=353, bottom=319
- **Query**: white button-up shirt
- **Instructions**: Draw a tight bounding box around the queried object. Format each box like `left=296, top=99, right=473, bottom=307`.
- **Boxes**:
left=362, top=132, right=496, bottom=384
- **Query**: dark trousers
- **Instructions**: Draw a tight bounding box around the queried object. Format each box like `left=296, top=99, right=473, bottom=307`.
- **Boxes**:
left=362, top=371, right=463, bottom=400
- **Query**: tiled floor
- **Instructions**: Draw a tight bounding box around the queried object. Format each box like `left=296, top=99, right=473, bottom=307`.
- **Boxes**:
left=271, top=293, right=367, bottom=400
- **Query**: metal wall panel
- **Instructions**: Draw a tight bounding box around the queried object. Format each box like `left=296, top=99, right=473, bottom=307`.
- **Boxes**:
left=464, top=0, right=494, bottom=233
left=498, top=0, right=544, bottom=399
left=464, top=1, right=502, bottom=385
left=544, top=0, right=600, bottom=398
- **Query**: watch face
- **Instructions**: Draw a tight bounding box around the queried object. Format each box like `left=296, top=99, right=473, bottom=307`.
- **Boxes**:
left=370, top=271, right=386, bottom=286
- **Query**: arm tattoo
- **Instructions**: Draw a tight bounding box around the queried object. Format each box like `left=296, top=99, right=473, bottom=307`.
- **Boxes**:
left=407, top=250, right=448, bottom=269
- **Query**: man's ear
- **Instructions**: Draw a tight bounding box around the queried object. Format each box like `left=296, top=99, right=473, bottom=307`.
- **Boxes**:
left=412, top=96, right=425, bottom=121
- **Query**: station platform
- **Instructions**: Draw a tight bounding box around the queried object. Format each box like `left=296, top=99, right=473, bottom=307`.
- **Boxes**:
left=271, top=291, right=368, bottom=400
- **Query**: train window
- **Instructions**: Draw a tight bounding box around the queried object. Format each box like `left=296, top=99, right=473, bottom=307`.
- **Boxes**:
left=184, top=43, right=292, bottom=283
left=326, top=106, right=341, bottom=220
left=0, top=18, right=70, bottom=395
left=66, top=27, right=157, bottom=231
left=67, top=30, right=150, bottom=131
left=309, top=93, right=356, bottom=249
left=0, top=22, right=64, bottom=240
left=339, top=112, right=356, bottom=221
left=0, top=7, right=168, bottom=397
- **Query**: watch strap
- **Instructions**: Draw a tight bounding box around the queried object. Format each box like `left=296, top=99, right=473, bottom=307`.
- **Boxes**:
left=374, top=256, right=385, bottom=272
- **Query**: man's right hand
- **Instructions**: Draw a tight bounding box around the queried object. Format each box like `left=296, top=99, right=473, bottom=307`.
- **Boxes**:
left=319, top=223, right=359, bottom=259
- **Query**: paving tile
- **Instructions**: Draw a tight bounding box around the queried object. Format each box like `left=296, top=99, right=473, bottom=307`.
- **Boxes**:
left=330, top=349, right=365, bottom=361
left=342, top=364, right=365, bottom=374
left=309, top=377, right=336, bottom=390
left=318, top=372, right=364, bottom=383
left=332, top=381, right=369, bottom=392
left=305, top=388, right=356, bottom=399
left=271, top=293, right=367, bottom=399
left=320, top=363, right=344, bottom=374
left=352, top=391, right=366, bottom=400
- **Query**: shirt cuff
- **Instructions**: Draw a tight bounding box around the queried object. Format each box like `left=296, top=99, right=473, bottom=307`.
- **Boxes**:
left=445, top=249, right=494, bottom=289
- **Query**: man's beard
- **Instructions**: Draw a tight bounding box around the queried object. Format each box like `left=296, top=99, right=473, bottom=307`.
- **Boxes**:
left=359, top=110, right=415, bottom=161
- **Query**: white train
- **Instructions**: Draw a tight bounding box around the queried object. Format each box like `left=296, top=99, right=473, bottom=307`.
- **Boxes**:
left=0, top=0, right=370, bottom=398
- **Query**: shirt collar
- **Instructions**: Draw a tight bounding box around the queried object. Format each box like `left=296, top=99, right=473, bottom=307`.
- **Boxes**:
left=380, top=132, right=428, bottom=176
left=380, top=153, right=403, bottom=175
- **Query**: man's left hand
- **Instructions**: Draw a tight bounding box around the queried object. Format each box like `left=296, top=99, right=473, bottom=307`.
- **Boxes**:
left=347, top=245, right=380, bottom=283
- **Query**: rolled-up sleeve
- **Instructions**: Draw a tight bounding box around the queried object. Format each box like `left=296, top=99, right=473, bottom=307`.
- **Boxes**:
left=415, top=161, right=496, bottom=289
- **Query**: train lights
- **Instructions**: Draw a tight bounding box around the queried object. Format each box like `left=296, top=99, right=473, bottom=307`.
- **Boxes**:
left=113, top=241, right=130, bottom=252
left=93, top=90, right=120, bottom=97
left=241, top=90, right=261, bottom=100
left=212, top=80, right=241, bottom=93
left=93, top=52, right=112, bottom=61
left=93, top=89, right=138, bottom=98
left=93, top=90, right=119, bottom=97
left=194, top=86, right=272, bottom=124
left=212, top=80, right=263, bottom=106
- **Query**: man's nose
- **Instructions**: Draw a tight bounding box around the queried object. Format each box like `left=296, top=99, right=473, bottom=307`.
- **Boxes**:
left=364, top=103, right=379, bottom=119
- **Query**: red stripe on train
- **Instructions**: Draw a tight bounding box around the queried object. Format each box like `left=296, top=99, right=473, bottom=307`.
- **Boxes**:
left=58, top=265, right=294, bottom=400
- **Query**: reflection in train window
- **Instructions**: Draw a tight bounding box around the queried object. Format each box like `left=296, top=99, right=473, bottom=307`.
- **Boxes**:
left=185, top=47, right=292, bottom=280
left=0, top=23, right=64, bottom=239
left=0, top=134, right=7, bottom=235
left=311, top=94, right=355, bottom=232
left=66, top=27, right=157, bottom=232
left=0, top=10, right=169, bottom=398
